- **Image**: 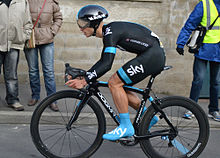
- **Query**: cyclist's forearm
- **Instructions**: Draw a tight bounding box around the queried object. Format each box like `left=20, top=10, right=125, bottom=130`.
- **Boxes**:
left=86, top=53, right=115, bottom=82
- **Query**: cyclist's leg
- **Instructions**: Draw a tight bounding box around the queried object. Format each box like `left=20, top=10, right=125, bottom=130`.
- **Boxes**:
left=122, top=41, right=165, bottom=129
left=126, top=90, right=141, bottom=110
left=126, top=91, right=158, bottom=129
left=103, top=73, right=134, bottom=141
left=108, top=73, right=129, bottom=113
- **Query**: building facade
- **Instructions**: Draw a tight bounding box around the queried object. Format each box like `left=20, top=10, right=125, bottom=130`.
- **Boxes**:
left=4, top=0, right=198, bottom=96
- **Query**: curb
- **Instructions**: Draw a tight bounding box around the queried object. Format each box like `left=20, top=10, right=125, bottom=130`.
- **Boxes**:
left=0, top=111, right=219, bottom=128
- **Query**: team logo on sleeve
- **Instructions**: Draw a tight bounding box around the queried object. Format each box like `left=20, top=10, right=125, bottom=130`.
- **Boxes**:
left=87, top=70, right=97, bottom=80
left=104, top=27, right=112, bottom=36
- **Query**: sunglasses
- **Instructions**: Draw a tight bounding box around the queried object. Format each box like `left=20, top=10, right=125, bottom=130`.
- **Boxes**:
left=77, top=19, right=90, bottom=29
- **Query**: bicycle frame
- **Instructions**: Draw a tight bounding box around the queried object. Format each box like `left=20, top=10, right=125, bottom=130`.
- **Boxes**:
left=66, top=77, right=151, bottom=129
left=67, top=68, right=177, bottom=140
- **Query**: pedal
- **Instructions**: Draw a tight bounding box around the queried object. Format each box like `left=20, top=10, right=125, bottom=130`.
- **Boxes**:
left=119, top=136, right=135, bottom=142
left=119, top=136, right=139, bottom=146
left=108, top=139, right=120, bottom=143
left=106, top=136, right=135, bottom=143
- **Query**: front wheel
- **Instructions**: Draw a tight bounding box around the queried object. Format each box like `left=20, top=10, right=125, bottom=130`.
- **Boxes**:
left=139, top=96, right=209, bottom=158
left=30, top=90, right=106, bottom=158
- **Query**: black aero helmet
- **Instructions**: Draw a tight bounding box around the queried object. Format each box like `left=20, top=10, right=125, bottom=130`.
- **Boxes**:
left=77, top=5, right=108, bottom=35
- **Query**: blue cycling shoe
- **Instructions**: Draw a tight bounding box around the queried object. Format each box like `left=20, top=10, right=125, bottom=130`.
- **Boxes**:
left=141, top=106, right=159, bottom=129
left=103, top=113, right=134, bottom=141
left=148, top=115, right=159, bottom=129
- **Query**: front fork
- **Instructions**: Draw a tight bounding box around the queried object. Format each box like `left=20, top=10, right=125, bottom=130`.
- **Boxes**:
left=66, top=91, right=91, bottom=131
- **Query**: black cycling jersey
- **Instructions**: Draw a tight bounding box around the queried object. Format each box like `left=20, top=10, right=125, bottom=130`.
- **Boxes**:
left=85, top=21, right=163, bottom=83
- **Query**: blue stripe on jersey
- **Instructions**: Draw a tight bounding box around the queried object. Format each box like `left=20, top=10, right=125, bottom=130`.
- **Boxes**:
left=118, top=68, right=132, bottom=84
left=104, top=47, right=116, bottom=54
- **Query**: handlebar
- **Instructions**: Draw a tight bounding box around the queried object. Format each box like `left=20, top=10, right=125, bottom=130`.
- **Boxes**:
left=65, top=63, right=86, bottom=82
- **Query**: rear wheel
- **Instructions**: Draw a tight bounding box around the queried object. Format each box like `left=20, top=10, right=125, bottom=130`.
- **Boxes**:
left=139, top=96, right=209, bottom=158
left=30, top=90, right=106, bottom=158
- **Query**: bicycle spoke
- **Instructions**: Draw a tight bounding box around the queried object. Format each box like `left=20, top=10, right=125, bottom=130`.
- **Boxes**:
left=71, top=128, right=93, bottom=145
left=59, top=131, right=67, bottom=155
left=73, top=126, right=98, bottom=136
left=40, top=118, right=66, bottom=126
left=70, top=129, right=83, bottom=153
left=39, top=127, right=65, bottom=131
left=68, top=132, right=72, bottom=156
left=41, top=128, right=65, bottom=142
left=49, top=130, right=67, bottom=151
left=177, top=134, right=197, bottom=144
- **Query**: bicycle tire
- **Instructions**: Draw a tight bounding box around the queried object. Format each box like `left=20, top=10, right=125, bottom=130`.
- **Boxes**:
left=30, top=90, right=106, bottom=158
left=139, top=96, right=209, bottom=158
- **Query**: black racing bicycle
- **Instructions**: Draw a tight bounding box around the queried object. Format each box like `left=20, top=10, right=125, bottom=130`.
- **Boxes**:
left=30, top=64, right=209, bottom=158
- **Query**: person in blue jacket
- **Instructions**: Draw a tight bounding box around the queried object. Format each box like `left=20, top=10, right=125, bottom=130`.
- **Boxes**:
left=176, top=0, right=220, bottom=121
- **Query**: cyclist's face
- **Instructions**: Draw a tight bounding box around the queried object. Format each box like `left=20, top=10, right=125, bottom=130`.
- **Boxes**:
left=80, top=27, right=94, bottom=37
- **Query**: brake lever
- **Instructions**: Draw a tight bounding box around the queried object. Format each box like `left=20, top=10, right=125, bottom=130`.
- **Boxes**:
left=65, top=63, right=86, bottom=82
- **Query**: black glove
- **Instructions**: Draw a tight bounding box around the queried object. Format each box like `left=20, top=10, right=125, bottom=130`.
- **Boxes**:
left=176, top=47, right=184, bottom=55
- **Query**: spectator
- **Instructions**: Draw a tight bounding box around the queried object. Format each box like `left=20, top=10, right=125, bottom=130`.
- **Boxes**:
left=25, top=0, right=63, bottom=111
left=0, top=0, right=32, bottom=111
left=176, top=0, right=220, bottom=121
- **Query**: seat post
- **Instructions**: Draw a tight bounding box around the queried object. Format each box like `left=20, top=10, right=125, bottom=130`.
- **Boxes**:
left=143, top=66, right=172, bottom=99
left=144, top=75, right=156, bottom=98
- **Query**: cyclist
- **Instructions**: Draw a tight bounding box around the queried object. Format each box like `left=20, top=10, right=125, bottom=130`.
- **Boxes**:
left=65, top=5, right=166, bottom=141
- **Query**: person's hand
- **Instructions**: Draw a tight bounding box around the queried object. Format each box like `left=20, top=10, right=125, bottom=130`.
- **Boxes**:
left=176, top=47, right=184, bottom=55
left=65, top=77, right=87, bottom=89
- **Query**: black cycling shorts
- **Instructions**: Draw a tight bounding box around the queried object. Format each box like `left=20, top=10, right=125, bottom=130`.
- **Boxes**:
left=117, top=41, right=166, bottom=85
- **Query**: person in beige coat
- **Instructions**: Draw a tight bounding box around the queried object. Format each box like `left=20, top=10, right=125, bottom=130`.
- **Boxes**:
left=24, top=0, right=63, bottom=111
left=0, top=0, right=32, bottom=111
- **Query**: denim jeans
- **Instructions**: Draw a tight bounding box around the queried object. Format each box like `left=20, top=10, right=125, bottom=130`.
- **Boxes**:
left=24, top=42, right=56, bottom=100
left=189, top=57, right=220, bottom=112
left=0, top=49, right=20, bottom=104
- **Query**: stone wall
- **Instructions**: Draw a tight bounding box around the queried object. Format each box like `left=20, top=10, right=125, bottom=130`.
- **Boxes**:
left=1, top=0, right=199, bottom=96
